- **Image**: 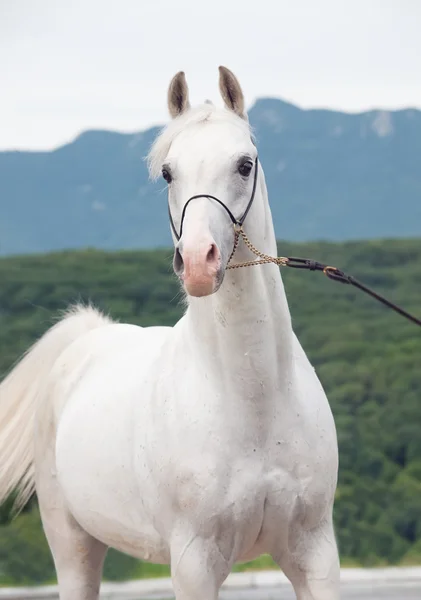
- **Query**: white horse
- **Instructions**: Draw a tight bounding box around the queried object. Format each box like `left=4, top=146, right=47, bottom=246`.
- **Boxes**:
left=0, top=67, right=340, bottom=599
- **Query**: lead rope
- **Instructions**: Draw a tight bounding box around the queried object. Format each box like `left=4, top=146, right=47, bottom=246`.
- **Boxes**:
left=226, top=224, right=421, bottom=328
left=227, top=225, right=289, bottom=269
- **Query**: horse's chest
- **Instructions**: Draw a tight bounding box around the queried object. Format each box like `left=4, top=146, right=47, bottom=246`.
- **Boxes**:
left=152, top=451, right=268, bottom=551
left=167, top=453, right=266, bottom=514
left=260, top=432, right=338, bottom=535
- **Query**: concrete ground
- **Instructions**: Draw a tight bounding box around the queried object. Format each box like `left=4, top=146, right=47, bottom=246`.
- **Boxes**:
left=1, top=567, right=420, bottom=599
left=215, top=580, right=420, bottom=600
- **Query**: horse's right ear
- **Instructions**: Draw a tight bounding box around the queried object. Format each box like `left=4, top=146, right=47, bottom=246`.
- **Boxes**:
left=168, top=71, right=190, bottom=119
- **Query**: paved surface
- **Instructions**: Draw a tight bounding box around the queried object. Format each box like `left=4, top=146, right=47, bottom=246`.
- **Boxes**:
left=136, top=571, right=421, bottom=600
left=141, top=582, right=420, bottom=600
left=1, top=569, right=420, bottom=599
left=217, top=581, right=420, bottom=599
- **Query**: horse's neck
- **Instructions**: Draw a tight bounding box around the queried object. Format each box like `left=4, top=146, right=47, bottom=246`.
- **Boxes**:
left=184, top=184, right=293, bottom=395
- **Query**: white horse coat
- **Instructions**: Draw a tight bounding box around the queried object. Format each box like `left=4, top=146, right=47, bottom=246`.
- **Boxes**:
left=0, top=67, right=340, bottom=600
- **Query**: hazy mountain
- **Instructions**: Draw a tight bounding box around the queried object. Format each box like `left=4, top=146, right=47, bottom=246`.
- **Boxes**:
left=1, top=98, right=420, bottom=255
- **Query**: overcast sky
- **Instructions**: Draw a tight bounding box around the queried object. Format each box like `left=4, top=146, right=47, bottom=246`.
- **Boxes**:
left=1, top=0, right=420, bottom=150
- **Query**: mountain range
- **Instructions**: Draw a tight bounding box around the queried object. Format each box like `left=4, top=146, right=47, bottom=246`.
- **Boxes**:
left=1, top=98, right=420, bottom=255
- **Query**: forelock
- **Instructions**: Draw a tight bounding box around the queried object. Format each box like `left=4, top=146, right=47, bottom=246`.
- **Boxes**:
left=147, top=104, right=253, bottom=180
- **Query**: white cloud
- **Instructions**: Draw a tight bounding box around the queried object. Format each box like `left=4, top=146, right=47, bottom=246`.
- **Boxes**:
left=1, top=0, right=420, bottom=149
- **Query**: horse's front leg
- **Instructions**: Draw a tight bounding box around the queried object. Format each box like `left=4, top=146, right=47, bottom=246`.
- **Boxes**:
left=170, top=529, right=233, bottom=600
left=274, top=517, right=340, bottom=600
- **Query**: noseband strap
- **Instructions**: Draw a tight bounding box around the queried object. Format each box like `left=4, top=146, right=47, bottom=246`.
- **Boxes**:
left=168, top=157, right=259, bottom=241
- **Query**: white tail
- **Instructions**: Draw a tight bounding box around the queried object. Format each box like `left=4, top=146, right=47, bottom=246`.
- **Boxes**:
left=0, top=304, right=112, bottom=512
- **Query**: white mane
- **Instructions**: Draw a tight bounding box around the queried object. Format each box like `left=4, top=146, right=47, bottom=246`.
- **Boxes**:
left=147, top=104, right=253, bottom=180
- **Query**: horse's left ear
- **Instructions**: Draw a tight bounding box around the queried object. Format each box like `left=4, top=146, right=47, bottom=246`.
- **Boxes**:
left=218, top=66, right=247, bottom=120
left=168, top=71, right=191, bottom=119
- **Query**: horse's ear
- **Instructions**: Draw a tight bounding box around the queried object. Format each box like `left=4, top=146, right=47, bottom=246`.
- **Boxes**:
left=168, top=71, right=190, bottom=119
left=218, top=66, right=246, bottom=120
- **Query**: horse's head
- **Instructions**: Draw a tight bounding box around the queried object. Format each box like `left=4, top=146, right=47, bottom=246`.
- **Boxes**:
left=148, top=67, right=260, bottom=298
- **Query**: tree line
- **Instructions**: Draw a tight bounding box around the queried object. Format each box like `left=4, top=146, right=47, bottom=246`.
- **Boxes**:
left=1, top=238, right=421, bottom=584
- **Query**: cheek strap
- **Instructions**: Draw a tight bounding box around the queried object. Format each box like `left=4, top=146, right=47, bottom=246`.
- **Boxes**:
left=168, top=157, right=259, bottom=241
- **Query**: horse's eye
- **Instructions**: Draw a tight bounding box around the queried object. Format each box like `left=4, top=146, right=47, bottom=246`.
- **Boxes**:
left=162, top=169, right=172, bottom=183
left=238, top=161, right=253, bottom=177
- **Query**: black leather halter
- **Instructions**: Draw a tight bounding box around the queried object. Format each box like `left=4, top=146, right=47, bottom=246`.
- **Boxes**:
left=166, top=152, right=421, bottom=329
left=168, top=157, right=259, bottom=241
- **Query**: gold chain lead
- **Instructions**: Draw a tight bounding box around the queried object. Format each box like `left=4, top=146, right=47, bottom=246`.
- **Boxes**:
left=226, top=225, right=289, bottom=270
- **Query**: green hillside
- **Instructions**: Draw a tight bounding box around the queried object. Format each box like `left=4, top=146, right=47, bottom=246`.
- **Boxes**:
left=1, top=238, right=421, bottom=584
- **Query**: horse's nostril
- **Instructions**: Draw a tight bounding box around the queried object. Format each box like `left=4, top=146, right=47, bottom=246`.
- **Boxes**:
left=173, top=247, right=184, bottom=274
left=206, top=244, right=218, bottom=264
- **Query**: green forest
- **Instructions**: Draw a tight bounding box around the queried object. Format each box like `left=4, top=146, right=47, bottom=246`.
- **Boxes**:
left=1, top=238, right=421, bottom=585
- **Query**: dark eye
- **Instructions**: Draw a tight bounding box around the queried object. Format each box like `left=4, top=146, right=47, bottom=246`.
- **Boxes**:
left=162, top=168, right=172, bottom=183
left=238, top=160, right=253, bottom=177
